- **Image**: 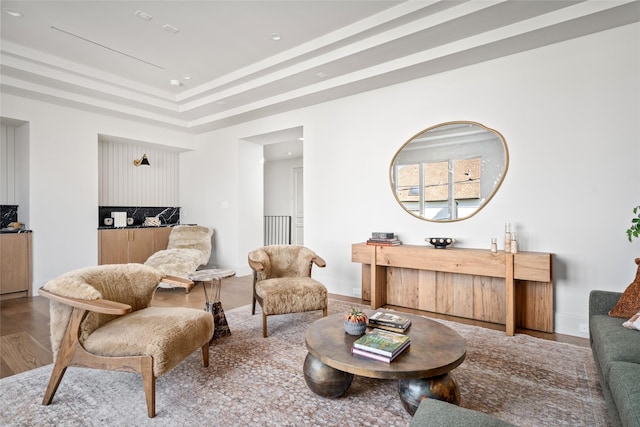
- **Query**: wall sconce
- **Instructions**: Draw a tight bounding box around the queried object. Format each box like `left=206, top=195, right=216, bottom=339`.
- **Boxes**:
left=133, top=154, right=150, bottom=166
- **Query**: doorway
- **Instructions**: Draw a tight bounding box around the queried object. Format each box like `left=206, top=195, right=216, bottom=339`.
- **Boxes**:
left=243, top=127, right=304, bottom=245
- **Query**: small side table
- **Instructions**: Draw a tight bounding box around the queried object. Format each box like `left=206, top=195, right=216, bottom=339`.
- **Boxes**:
left=188, top=269, right=235, bottom=341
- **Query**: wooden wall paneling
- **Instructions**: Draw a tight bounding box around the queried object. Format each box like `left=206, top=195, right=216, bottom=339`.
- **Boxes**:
left=417, top=269, right=437, bottom=312
left=1, top=125, right=17, bottom=204
left=98, top=137, right=180, bottom=207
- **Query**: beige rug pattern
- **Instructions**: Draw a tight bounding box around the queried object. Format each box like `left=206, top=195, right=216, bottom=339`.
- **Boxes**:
left=0, top=300, right=606, bottom=426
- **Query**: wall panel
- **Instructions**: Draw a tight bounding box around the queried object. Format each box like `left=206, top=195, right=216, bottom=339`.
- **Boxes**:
left=98, top=137, right=179, bottom=206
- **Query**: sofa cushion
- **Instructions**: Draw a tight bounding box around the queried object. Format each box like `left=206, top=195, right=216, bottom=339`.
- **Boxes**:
left=609, top=258, right=640, bottom=319
left=607, top=362, right=640, bottom=427
left=590, top=314, right=640, bottom=382
left=410, top=399, right=516, bottom=427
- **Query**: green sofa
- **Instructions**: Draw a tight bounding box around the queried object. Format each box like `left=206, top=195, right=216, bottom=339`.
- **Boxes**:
left=589, top=290, right=640, bottom=427
left=410, top=399, right=515, bottom=427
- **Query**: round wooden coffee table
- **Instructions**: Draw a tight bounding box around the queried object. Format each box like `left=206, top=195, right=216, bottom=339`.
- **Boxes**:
left=303, top=310, right=466, bottom=415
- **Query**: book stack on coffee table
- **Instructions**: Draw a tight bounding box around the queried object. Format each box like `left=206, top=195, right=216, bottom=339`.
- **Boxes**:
left=366, top=232, right=402, bottom=246
left=351, top=328, right=411, bottom=363
left=367, top=311, right=412, bottom=333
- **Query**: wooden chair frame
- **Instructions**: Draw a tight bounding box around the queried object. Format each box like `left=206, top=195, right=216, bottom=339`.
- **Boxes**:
left=249, top=251, right=327, bottom=337
left=39, top=287, right=209, bottom=418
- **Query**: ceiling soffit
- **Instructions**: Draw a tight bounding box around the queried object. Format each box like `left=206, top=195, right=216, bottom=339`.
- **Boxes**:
left=0, top=1, right=638, bottom=133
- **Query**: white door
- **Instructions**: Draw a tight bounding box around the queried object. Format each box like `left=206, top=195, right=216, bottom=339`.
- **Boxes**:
left=292, top=167, right=304, bottom=244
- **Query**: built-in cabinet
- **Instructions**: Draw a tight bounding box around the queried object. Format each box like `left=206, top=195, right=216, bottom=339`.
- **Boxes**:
left=0, top=233, right=32, bottom=300
left=352, top=243, right=553, bottom=336
left=98, top=227, right=171, bottom=265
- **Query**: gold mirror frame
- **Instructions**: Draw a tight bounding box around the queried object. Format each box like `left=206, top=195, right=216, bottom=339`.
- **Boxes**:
left=389, top=121, right=509, bottom=222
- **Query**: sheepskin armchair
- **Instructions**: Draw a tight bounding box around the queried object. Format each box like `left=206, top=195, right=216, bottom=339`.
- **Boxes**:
left=248, top=245, right=328, bottom=337
left=144, top=225, right=213, bottom=292
left=39, top=263, right=214, bottom=418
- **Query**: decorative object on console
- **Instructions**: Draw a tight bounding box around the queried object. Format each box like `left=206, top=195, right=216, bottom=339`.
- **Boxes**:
left=133, top=153, right=150, bottom=166
left=510, top=232, right=518, bottom=254
left=608, top=258, right=640, bottom=319
left=103, top=218, right=113, bottom=226
left=491, top=237, right=498, bottom=253
left=425, top=237, right=454, bottom=249
left=344, top=307, right=368, bottom=335
left=504, top=222, right=511, bottom=252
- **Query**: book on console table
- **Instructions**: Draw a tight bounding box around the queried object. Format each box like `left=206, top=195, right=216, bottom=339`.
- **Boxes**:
left=366, top=238, right=402, bottom=246
left=367, top=311, right=412, bottom=332
left=352, top=328, right=410, bottom=358
left=371, top=232, right=395, bottom=239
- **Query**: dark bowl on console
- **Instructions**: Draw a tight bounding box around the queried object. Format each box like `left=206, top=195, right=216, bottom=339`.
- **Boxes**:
left=425, top=237, right=455, bottom=249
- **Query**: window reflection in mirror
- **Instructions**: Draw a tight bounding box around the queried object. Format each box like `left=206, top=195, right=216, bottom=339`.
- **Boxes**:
left=390, top=122, right=508, bottom=222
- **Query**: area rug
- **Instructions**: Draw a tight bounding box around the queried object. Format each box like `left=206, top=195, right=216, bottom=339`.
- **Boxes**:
left=0, top=300, right=606, bottom=426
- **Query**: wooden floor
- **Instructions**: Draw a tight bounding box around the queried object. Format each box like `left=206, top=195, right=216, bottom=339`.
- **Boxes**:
left=0, top=274, right=588, bottom=379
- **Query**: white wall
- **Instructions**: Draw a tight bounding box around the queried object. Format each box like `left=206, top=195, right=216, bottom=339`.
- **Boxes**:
left=185, top=23, right=640, bottom=337
left=0, top=94, right=196, bottom=288
left=264, top=156, right=303, bottom=216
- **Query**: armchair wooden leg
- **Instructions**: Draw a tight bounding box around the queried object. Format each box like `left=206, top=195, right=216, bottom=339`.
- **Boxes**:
left=201, top=343, right=209, bottom=367
left=42, top=363, right=68, bottom=406
left=141, top=356, right=156, bottom=418
left=323, top=308, right=328, bottom=317
left=251, top=296, right=256, bottom=315
left=262, top=313, right=268, bottom=338
left=43, top=307, right=83, bottom=406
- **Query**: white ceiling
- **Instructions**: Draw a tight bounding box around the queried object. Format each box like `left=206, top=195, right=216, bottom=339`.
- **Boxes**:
left=1, top=0, right=639, bottom=138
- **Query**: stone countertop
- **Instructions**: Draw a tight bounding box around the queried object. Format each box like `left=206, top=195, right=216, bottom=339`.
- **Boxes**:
left=0, top=228, right=32, bottom=234
left=97, top=223, right=194, bottom=230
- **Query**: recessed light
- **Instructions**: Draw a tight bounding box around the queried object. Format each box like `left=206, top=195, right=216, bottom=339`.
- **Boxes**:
left=286, top=152, right=292, bottom=156
left=169, top=79, right=182, bottom=86
left=270, top=33, right=282, bottom=41
left=134, top=10, right=153, bottom=21
left=163, top=24, right=180, bottom=34
left=316, top=71, right=327, bottom=78
left=182, top=74, right=192, bottom=80
left=3, top=8, right=23, bottom=18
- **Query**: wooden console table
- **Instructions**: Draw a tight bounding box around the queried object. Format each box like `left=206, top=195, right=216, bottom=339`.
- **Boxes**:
left=352, top=243, right=553, bottom=336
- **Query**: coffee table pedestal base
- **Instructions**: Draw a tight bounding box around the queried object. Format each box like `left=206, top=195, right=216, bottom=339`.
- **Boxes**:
left=303, top=353, right=354, bottom=398
left=398, top=374, right=460, bottom=415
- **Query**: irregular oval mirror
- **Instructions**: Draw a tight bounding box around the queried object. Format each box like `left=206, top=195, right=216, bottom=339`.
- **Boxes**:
left=390, top=121, right=508, bottom=222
